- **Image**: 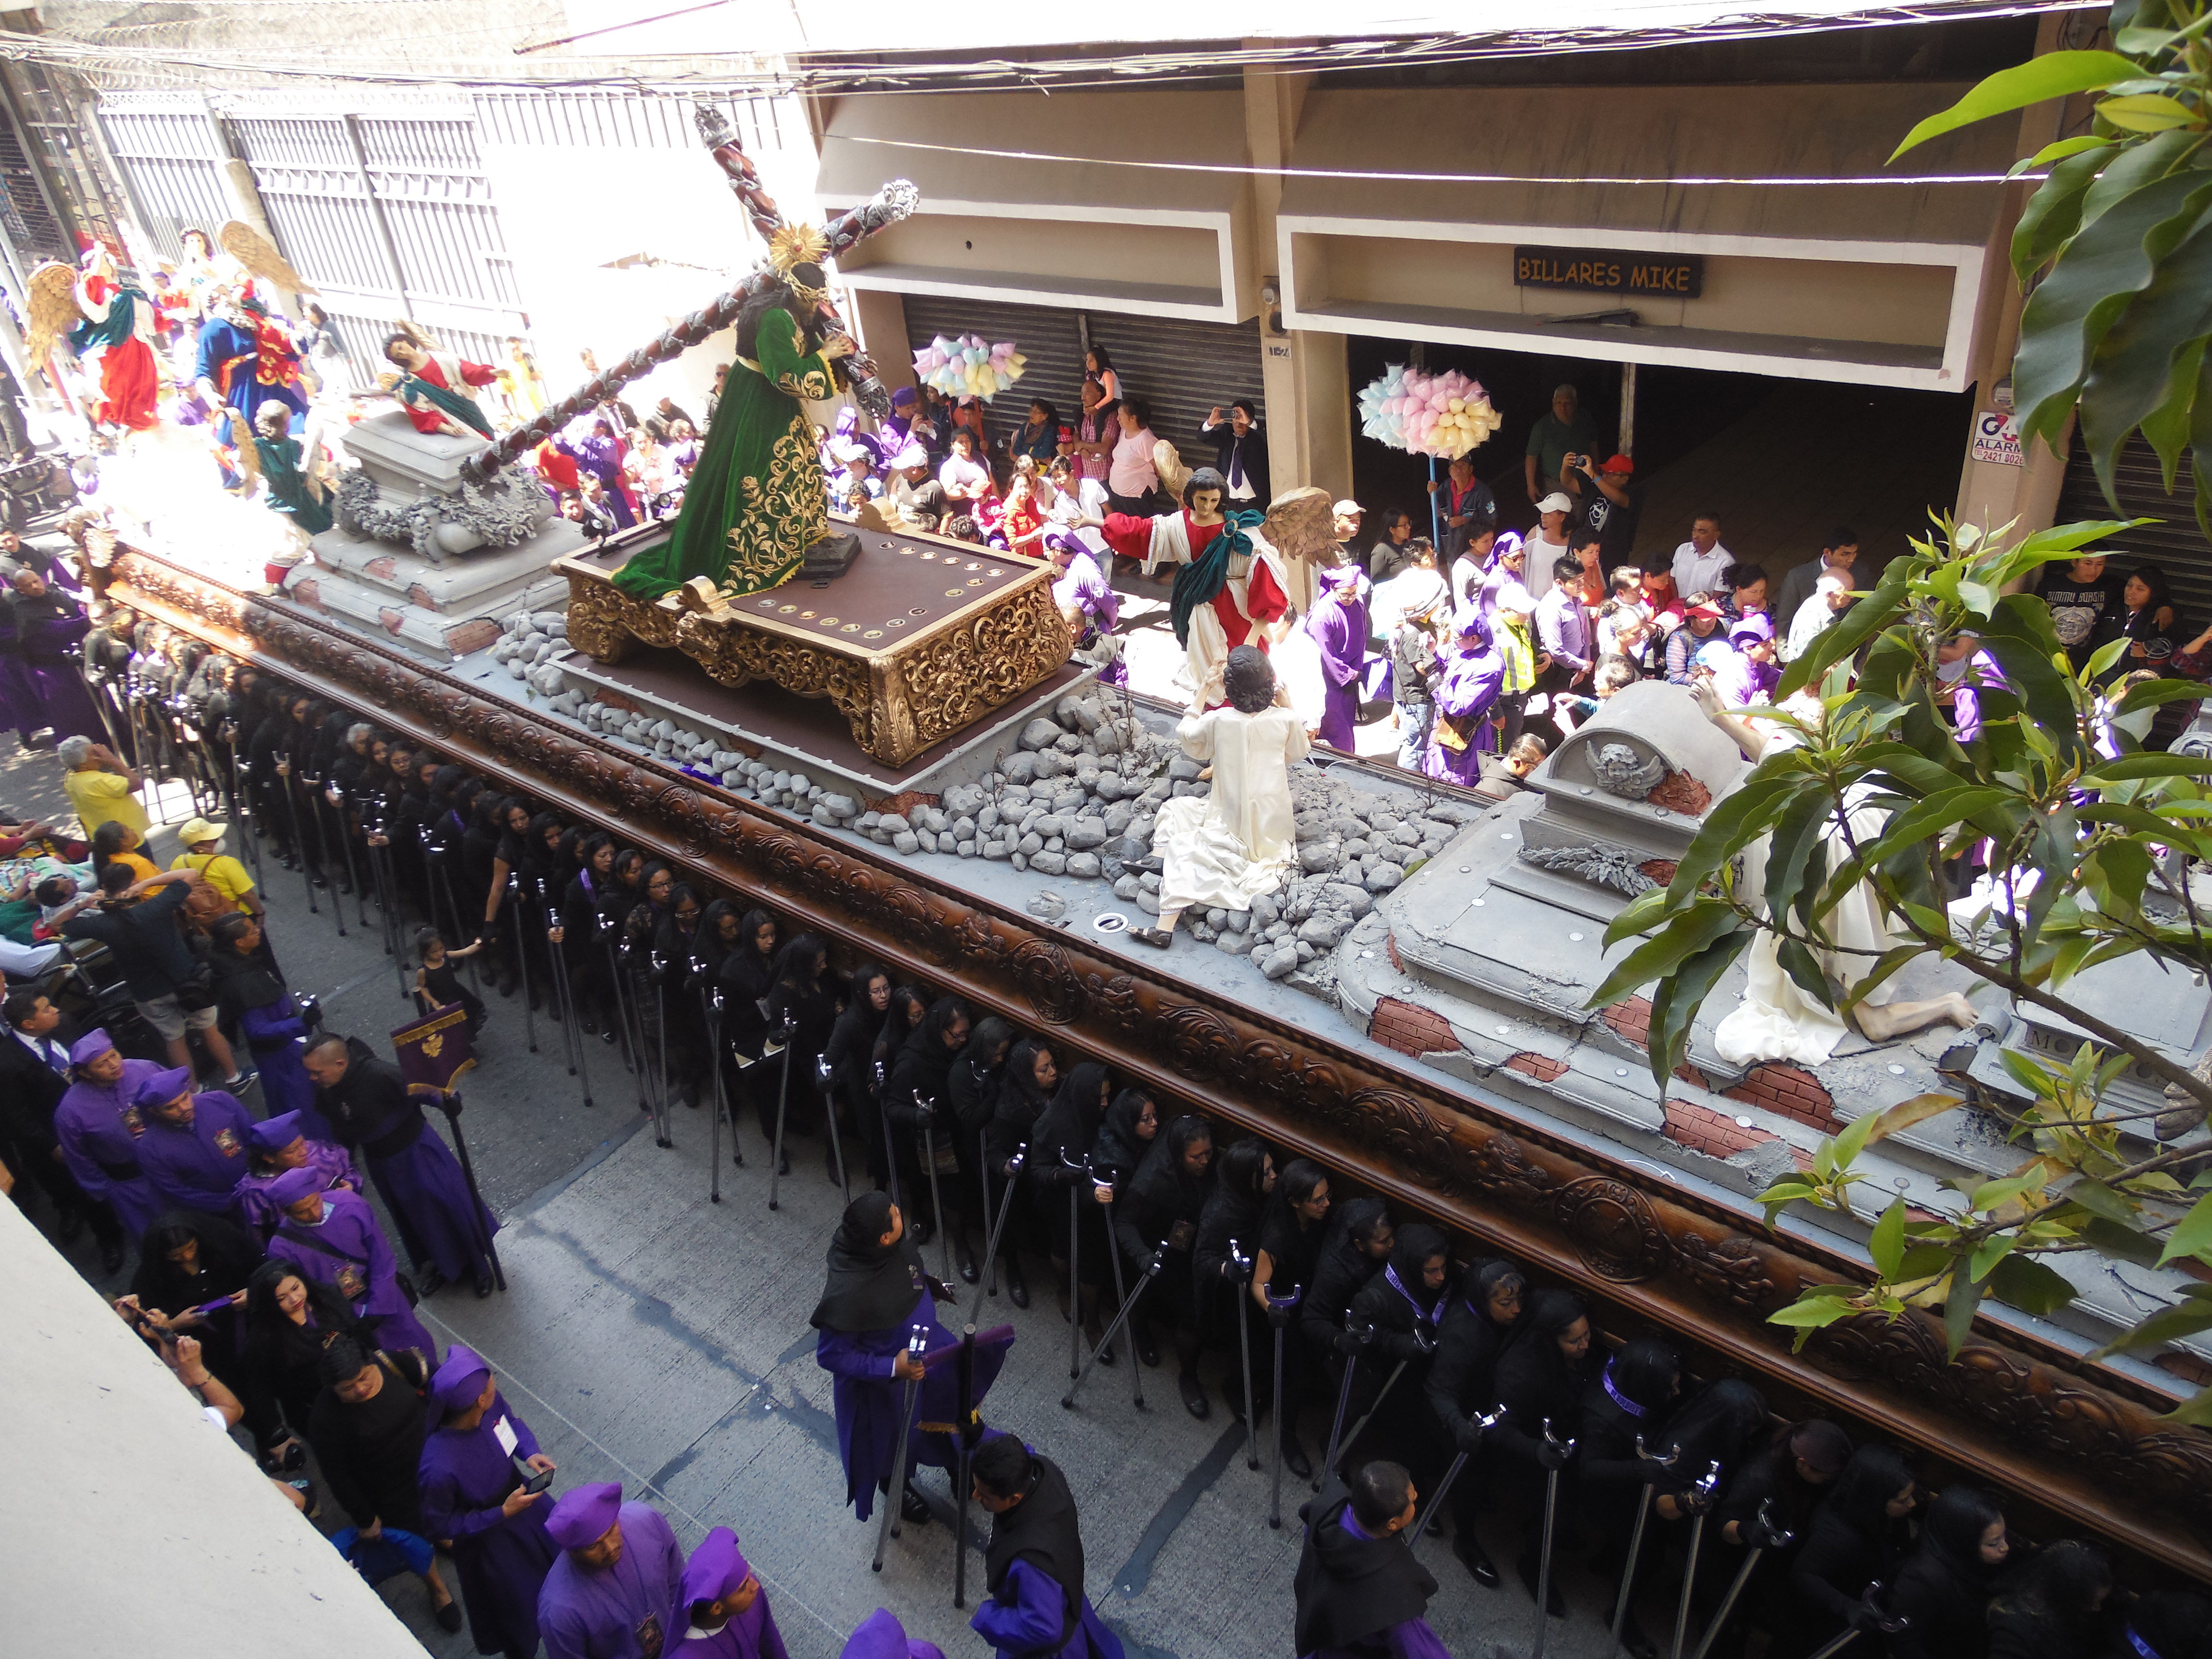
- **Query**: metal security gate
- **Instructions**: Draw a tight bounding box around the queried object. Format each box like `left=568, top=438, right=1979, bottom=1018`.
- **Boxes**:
left=93, top=103, right=229, bottom=263
left=2055, top=435, right=2212, bottom=644
left=897, top=294, right=1262, bottom=464
left=225, top=113, right=527, bottom=384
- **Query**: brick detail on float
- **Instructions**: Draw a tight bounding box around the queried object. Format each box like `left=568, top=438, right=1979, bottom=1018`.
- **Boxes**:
left=1369, top=997, right=1457, bottom=1059
left=1724, top=1063, right=1838, bottom=1132
left=1605, top=997, right=1653, bottom=1047
left=1505, top=1051, right=1568, bottom=1082
left=1664, top=1099, right=1779, bottom=1158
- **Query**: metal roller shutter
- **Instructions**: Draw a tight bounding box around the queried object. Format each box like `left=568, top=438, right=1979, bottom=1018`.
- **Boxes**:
left=2055, top=435, right=2212, bottom=644
left=895, top=294, right=1262, bottom=468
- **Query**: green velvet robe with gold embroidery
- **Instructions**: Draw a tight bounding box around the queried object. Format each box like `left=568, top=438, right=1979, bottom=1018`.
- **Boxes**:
left=611, top=306, right=832, bottom=601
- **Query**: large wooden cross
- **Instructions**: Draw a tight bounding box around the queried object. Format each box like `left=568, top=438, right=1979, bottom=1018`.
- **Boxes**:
left=460, top=100, right=915, bottom=486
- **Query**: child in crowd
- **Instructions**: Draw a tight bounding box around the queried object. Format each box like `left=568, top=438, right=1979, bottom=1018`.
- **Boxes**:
left=413, top=927, right=488, bottom=1035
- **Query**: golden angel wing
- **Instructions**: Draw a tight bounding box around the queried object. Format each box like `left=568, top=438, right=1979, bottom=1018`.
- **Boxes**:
left=218, top=220, right=314, bottom=296
left=226, top=409, right=263, bottom=488
left=24, top=261, right=83, bottom=364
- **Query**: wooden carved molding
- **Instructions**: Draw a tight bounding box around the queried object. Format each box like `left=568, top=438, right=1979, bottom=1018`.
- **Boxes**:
left=113, top=546, right=2212, bottom=1582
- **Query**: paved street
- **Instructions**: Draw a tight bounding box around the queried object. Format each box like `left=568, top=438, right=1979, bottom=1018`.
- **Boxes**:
left=7, top=733, right=1648, bottom=1659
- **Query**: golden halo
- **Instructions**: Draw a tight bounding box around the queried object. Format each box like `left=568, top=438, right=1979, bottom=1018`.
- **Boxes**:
left=767, top=223, right=830, bottom=278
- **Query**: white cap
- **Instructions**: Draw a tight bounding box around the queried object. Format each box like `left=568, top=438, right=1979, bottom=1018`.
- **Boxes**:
left=1536, top=493, right=1574, bottom=515
left=1333, top=499, right=1363, bottom=515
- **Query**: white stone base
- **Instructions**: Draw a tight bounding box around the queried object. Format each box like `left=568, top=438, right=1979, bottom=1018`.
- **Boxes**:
left=290, top=522, right=580, bottom=658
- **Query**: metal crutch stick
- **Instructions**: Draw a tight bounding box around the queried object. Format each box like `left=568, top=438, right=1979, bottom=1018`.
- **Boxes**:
left=304, top=775, right=346, bottom=937
left=431, top=1089, right=505, bottom=1293
left=1335, top=1355, right=1413, bottom=1467
left=509, top=874, right=538, bottom=1054
left=1669, top=1462, right=1725, bottom=1659
left=953, top=1324, right=978, bottom=1609
left=1266, top=1284, right=1301, bottom=1530
left=278, top=764, right=318, bottom=913
left=978, top=1142, right=996, bottom=1296
left=1688, top=1501, right=1793, bottom=1659
left=549, top=915, right=594, bottom=1106
left=1317, top=1321, right=1373, bottom=1492
left=1231, top=1240, right=1258, bottom=1470
left=767, top=1012, right=798, bottom=1207
left=817, top=1056, right=849, bottom=1199
left=870, top=1325, right=928, bottom=1571
left=981, top=1148, right=1025, bottom=1293
left=874, top=1060, right=900, bottom=1208
left=1100, top=1175, right=1141, bottom=1407
left=1061, top=1150, right=1089, bottom=1380
left=649, top=952, right=674, bottom=1147
left=229, top=751, right=264, bottom=881
left=1801, top=1587, right=1906, bottom=1659
left=1530, top=1420, right=1579, bottom=1659
left=711, top=990, right=728, bottom=1202
left=1062, top=1250, right=1163, bottom=1408
left=322, top=779, right=361, bottom=933
left=916, top=1092, right=951, bottom=1283
left=540, top=881, right=576, bottom=1074
left=1404, top=1407, right=1502, bottom=1547
left=1609, top=1439, right=1682, bottom=1659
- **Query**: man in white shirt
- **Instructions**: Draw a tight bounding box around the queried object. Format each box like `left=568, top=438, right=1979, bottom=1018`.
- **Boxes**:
left=1671, top=512, right=1734, bottom=601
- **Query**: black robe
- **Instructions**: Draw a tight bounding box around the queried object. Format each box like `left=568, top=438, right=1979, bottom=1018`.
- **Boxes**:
left=984, top=1451, right=1087, bottom=1651
left=1292, top=1481, right=1438, bottom=1655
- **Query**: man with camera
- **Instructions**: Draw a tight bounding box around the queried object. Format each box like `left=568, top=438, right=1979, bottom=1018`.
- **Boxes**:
left=1559, top=451, right=1642, bottom=574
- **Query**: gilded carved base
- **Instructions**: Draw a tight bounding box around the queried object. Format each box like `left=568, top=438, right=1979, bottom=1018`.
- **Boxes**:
left=557, top=546, right=1070, bottom=765
left=109, top=542, right=2212, bottom=1583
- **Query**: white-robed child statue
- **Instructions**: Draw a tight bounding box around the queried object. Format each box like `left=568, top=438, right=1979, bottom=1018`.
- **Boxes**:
left=1130, top=644, right=1309, bottom=950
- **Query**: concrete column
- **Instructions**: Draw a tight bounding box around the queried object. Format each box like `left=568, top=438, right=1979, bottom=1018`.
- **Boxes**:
left=1260, top=329, right=1350, bottom=495
left=849, top=287, right=915, bottom=391
left=1952, top=11, right=2078, bottom=541
left=1242, top=51, right=1349, bottom=495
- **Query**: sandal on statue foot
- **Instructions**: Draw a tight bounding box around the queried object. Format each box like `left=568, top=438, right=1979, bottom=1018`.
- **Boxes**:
left=1129, top=926, right=1175, bottom=949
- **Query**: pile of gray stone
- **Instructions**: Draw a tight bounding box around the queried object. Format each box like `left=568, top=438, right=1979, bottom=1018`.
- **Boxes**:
left=549, top=678, right=1481, bottom=986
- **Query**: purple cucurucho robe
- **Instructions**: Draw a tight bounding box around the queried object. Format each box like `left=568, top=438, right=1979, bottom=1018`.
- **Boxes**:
left=136, top=1089, right=257, bottom=1215
left=236, top=1000, right=332, bottom=1137
left=54, top=1059, right=165, bottom=1239
left=1306, top=589, right=1368, bottom=753
left=1053, top=553, right=1125, bottom=688
left=972, top=1560, right=1127, bottom=1659
left=364, top=1122, right=499, bottom=1285
left=673, top=1583, right=790, bottom=1659
left=419, top=1394, right=561, bottom=1659
left=538, top=1501, right=685, bottom=1659
left=266, top=1185, right=438, bottom=1359
left=10, top=602, right=107, bottom=742
left=1423, top=643, right=1504, bottom=785
left=814, top=1290, right=1013, bottom=1522
left=233, top=1140, right=361, bottom=1240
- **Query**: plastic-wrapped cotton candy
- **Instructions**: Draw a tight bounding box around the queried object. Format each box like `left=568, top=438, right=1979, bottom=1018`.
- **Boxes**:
left=913, top=332, right=1027, bottom=401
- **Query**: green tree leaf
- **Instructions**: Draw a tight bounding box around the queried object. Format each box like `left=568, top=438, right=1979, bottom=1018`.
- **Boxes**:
left=2157, top=1191, right=2212, bottom=1264
left=1870, top=1197, right=1908, bottom=1278
left=1892, top=51, right=2144, bottom=158
left=1988, top=1253, right=2080, bottom=1314
left=2092, top=1285, right=2212, bottom=1356
left=1944, top=1269, right=1987, bottom=1358
left=1647, top=932, right=1749, bottom=1099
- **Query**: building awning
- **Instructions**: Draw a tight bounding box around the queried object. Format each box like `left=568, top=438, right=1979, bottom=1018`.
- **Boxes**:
left=1275, top=81, right=2015, bottom=389
left=818, top=91, right=1255, bottom=322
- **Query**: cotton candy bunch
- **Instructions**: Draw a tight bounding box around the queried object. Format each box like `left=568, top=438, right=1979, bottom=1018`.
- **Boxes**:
left=911, top=334, right=1027, bottom=402
left=1356, top=365, right=1502, bottom=460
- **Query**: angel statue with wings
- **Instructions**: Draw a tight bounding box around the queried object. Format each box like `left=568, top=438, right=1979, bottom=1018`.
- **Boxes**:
left=27, top=244, right=161, bottom=432
left=232, top=402, right=334, bottom=538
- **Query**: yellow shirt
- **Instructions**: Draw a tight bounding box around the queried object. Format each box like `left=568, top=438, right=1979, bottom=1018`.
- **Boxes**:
left=63, top=768, right=149, bottom=840
left=172, top=851, right=257, bottom=912
left=111, top=851, right=161, bottom=884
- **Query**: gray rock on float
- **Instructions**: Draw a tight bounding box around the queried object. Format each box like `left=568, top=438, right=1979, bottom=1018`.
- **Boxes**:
left=1167, top=757, right=1204, bottom=781
left=1002, top=753, right=1039, bottom=784
left=1020, top=717, right=1063, bottom=751
left=1065, top=821, right=1108, bottom=851
left=877, top=814, right=910, bottom=834
left=1031, top=851, right=1068, bottom=875
left=1298, top=916, right=1346, bottom=948
left=1066, top=852, right=1101, bottom=878
left=1262, top=945, right=1301, bottom=979
left=1365, top=862, right=1406, bottom=893
left=1115, top=874, right=1143, bottom=900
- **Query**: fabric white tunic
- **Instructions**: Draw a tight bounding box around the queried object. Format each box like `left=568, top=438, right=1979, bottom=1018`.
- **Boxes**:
left=1153, top=703, right=1310, bottom=915
left=1713, top=737, right=1904, bottom=1067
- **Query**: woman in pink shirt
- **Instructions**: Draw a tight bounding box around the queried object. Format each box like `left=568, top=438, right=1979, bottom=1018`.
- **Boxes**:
left=1106, top=397, right=1159, bottom=515
left=938, top=429, right=994, bottom=508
